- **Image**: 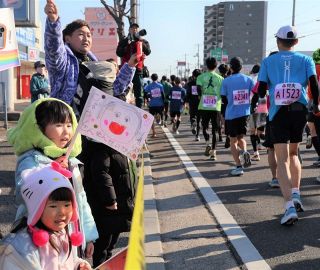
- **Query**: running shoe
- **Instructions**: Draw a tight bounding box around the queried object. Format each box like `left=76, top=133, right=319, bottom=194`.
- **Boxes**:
left=306, top=135, right=312, bottom=149
left=155, top=114, right=161, bottom=124
left=172, top=122, right=177, bottom=132
left=175, top=130, right=180, bottom=135
left=209, top=150, right=217, bottom=160
left=251, top=152, right=260, bottom=161
left=191, top=122, right=197, bottom=135
left=242, top=151, right=252, bottom=168
left=312, top=157, right=320, bottom=167
left=280, top=207, right=298, bottom=225
left=230, top=166, right=244, bottom=176
left=218, top=134, right=223, bottom=142
left=195, top=136, right=200, bottom=142
left=292, top=192, right=305, bottom=212
left=163, top=121, right=167, bottom=127
left=204, top=145, right=211, bottom=156
left=268, top=178, right=280, bottom=188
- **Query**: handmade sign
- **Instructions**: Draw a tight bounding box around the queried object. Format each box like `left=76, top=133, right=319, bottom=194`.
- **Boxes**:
left=77, top=86, right=154, bottom=160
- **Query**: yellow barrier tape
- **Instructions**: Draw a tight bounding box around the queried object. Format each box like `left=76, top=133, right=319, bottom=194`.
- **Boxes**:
left=125, top=157, right=145, bottom=270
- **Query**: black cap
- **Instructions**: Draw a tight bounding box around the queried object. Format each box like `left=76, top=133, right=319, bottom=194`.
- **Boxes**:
left=130, top=23, right=139, bottom=28
left=34, top=60, right=45, bottom=69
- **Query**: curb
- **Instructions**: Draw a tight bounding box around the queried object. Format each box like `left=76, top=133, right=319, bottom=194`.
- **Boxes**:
left=143, top=150, right=166, bottom=270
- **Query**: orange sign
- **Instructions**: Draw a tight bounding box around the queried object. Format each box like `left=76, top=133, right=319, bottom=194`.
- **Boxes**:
left=85, top=7, right=118, bottom=61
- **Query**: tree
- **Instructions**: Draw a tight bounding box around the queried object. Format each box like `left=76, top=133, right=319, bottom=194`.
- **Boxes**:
left=100, top=0, right=134, bottom=41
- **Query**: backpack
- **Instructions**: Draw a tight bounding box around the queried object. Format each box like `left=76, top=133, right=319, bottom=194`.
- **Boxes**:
left=142, top=65, right=149, bottom=78
left=74, top=61, right=116, bottom=115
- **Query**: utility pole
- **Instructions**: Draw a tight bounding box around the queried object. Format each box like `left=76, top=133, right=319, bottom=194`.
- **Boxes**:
left=131, top=0, right=138, bottom=23
left=197, top=44, right=200, bottom=69
left=184, top=53, right=187, bottom=79
left=292, top=0, right=296, bottom=26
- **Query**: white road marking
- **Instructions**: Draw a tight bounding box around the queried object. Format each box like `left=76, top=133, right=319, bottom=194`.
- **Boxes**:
left=162, top=127, right=271, bottom=270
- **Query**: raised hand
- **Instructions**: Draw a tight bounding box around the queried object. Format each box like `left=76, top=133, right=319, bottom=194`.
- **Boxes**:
left=44, top=0, right=58, bottom=22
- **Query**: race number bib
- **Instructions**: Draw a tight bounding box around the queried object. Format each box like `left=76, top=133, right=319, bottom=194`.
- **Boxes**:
left=191, top=85, right=198, bottom=95
left=151, top=88, right=161, bottom=98
left=274, top=83, right=302, bottom=105
left=233, top=89, right=249, bottom=105
left=203, top=95, right=217, bottom=108
left=172, top=91, right=181, bottom=100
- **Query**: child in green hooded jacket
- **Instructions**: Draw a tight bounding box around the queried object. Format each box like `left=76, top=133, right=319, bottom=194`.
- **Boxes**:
left=7, top=98, right=98, bottom=259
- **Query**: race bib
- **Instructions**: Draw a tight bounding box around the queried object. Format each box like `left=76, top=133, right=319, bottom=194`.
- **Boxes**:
left=172, top=91, right=181, bottom=100
left=203, top=95, right=217, bottom=108
left=274, top=83, right=302, bottom=105
left=191, top=85, right=198, bottom=95
left=233, top=89, right=249, bottom=105
left=151, top=88, right=161, bottom=98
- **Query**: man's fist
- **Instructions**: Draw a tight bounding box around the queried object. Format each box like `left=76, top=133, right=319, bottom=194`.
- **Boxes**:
left=44, top=0, right=58, bottom=22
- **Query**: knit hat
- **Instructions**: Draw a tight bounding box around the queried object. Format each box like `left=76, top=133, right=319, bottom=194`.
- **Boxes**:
left=21, top=162, right=83, bottom=247
left=21, top=162, right=77, bottom=226
left=275, top=25, right=298, bottom=39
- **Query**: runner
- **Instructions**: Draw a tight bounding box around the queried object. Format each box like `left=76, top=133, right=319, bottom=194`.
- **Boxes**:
left=196, top=57, right=223, bottom=160
left=221, top=57, right=254, bottom=175
left=160, top=75, right=172, bottom=127
left=257, top=25, right=320, bottom=225
left=144, top=73, right=165, bottom=137
left=168, top=77, right=187, bottom=135
left=186, top=69, right=202, bottom=141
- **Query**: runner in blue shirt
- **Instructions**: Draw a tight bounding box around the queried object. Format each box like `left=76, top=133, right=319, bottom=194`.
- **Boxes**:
left=221, top=57, right=254, bottom=176
left=145, top=73, right=165, bottom=137
left=258, top=25, right=320, bottom=225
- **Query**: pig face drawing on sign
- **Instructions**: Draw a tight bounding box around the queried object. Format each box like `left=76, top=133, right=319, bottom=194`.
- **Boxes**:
left=100, top=101, right=141, bottom=143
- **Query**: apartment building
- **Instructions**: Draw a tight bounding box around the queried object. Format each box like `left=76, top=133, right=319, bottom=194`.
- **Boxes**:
left=204, top=1, right=267, bottom=65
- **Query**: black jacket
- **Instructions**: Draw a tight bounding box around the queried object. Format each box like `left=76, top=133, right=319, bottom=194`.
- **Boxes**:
left=82, top=138, right=137, bottom=233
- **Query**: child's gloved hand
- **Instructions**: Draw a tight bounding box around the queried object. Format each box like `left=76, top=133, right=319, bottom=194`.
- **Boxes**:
left=55, top=156, right=68, bottom=169
left=78, top=261, right=92, bottom=270
left=85, top=241, right=94, bottom=258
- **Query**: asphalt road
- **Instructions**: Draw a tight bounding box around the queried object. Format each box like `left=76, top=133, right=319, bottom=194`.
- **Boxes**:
left=149, top=116, right=320, bottom=270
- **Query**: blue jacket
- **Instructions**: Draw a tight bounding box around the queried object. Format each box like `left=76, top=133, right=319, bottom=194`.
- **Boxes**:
left=15, top=150, right=99, bottom=246
left=44, top=18, right=135, bottom=104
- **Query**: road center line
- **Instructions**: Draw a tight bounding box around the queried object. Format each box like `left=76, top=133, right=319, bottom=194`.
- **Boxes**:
left=162, top=126, right=271, bottom=270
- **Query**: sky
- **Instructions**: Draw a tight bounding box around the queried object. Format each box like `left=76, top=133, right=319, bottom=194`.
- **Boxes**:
left=39, top=0, right=320, bottom=76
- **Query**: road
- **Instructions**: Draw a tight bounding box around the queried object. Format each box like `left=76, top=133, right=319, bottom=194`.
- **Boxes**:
left=148, top=116, right=320, bottom=270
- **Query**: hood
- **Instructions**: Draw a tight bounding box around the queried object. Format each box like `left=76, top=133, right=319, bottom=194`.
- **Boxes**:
left=7, top=98, right=81, bottom=158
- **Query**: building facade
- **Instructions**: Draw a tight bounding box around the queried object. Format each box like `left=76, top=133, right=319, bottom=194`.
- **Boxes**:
left=203, top=1, right=267, bottom=66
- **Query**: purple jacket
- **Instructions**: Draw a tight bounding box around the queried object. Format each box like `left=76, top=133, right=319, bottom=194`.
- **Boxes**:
left=45, top=18, right=135, bottom=104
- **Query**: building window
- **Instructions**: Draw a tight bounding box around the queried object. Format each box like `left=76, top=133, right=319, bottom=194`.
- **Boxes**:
left=229, top=4, right=234, bottom=11
left=248, top=49, right=251, bottom=53
left=248, top=13, right=252, bottom=17
left=205, top=19, right=208, bottom=23
left=245, top=40, right=249, bottom=44
left=246, top=4, right=251, bottom=8
left=204, top=45, right=207, bottom=49
left=205, top=37, right=207, bottom=41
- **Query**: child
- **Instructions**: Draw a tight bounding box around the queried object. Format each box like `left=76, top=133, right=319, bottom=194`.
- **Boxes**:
left=0, top=164, right=92, bottom=270
left=169, top=77, right=186, bottom=135
left=7, top=98, right=98, bottom=258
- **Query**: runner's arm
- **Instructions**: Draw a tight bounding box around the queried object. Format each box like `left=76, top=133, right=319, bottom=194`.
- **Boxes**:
left=257, top=81, right=267, bottom=98
left=309, top=75, right=319, bottom=106
left=221, top=95, right=228, bottom=106
left=250, top=93, right=259, bottom=114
